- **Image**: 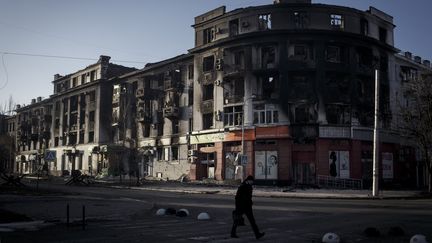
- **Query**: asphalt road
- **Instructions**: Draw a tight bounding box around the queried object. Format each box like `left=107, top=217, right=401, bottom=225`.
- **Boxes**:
left=1, top=183, right=431, bottom=243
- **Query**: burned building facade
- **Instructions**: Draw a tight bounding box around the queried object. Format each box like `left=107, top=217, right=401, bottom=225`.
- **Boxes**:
left=9, top=0, right=432, bottom=188
left=15, top=56, right=135, bottom=176
left=187, top=0, right=428, bottom=186
left=112, top=54, right=194, bottom=180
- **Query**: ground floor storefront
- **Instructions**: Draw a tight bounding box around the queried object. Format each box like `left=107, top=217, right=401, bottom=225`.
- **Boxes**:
left=188, top=125, right=423, bottom=188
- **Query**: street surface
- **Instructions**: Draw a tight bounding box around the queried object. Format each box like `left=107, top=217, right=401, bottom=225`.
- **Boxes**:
left=0, top=182, right=431, bottom=242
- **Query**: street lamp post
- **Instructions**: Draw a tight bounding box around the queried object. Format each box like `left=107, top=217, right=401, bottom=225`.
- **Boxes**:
left=240, top=94, right=256, bottom=180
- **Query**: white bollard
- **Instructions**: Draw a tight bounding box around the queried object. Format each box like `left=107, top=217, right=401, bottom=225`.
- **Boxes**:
left=156, top=208, right=166, bottom=216
left=178, top=209, right=190, bottom=216
left=197, top=212, right=211, bottom=220
left=410, top=234, right=429, bottom=243
left=322, top=232, right=340, bottom=243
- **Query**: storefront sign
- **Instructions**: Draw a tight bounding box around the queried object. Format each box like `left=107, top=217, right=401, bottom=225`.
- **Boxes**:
left=190, top=132, right=225, bottom=144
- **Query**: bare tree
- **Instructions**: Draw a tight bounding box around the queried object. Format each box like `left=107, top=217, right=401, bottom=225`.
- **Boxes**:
left=0, top=95, right=16, bottom=115
left=399, top=74, right=432, bottom=192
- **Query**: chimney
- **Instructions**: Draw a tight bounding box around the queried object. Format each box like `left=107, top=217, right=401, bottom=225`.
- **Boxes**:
left=423, top=60, right=431, bottom=68
left=31, top=99, right=36, bottom=104
left=98, top=55, right=111, bottom=64
left=54, top=74, right=62, bottom=80
left=16, top=104, right=21, bottom=109
left=414, top=56, right=422, bottom=63
left=404, top=52, right=412, bottom=59
left=37, top=96, right=42, bottom=102
left=274, top=0, right=311, bottom=4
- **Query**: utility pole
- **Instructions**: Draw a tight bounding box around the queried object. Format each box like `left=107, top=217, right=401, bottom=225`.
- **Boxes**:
left=372, top=69, right=380, bottom=197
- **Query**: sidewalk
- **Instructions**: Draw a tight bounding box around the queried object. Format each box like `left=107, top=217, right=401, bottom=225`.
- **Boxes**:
left=95, top=179, right=427, bottom=200
left=22, top=176, right=428, bottom=199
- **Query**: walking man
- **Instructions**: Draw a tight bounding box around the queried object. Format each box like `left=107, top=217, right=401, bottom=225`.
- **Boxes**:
left=231, top=175, right=265, bottom=239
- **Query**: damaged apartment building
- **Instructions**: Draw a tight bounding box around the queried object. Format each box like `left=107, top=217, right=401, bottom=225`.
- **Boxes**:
left=10, top=0, right=432, bottom=188
left=15, top=56, right=135, bottom=176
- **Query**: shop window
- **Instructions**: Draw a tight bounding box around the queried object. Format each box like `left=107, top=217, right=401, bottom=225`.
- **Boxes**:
left=258, top=14, right=272, bottom=30
left=253, top=104, right=279, bottom=125
left=224, top=106, right=243, bottom=127
left=330, top=14, right=344, bottom=29
left=203, top=56, right=215, bottom=72
left=326, top=46, right=341, bottom=63
left=261, top=46, right=276, bottom=69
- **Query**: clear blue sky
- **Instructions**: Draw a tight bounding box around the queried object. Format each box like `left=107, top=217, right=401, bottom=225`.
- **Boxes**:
left=0, top=0, right=431, bottom=107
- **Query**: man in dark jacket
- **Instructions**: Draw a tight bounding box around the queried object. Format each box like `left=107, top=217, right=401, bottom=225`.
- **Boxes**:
left=231, top=175, right=265, bottom=239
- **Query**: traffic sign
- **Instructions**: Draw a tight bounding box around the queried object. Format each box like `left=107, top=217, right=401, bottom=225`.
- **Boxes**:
left=45, top=150, right=56, bottom=161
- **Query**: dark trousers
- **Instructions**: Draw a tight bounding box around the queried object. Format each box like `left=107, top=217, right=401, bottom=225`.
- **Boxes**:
left=231, top=208, right=260, bottom=237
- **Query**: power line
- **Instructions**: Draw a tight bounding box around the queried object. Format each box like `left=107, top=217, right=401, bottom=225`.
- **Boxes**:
left=0, top=51, right=148, bottom=64
left=0, top=53, right=9, bottom=90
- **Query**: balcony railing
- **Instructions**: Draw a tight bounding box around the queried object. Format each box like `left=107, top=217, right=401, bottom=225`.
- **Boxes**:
left=319, top=126, right=351, bottom=138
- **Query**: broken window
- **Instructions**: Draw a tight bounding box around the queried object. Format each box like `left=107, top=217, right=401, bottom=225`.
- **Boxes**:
left=188, top=65, right=194, bottom=80
left=325, top=104, right=351, bottom=125
left=224, top=106, right=243, bottom=127
left=257, top=76, right=278, bottom=100
left=253, top=104, right=279, bottom=125
left=326, top=46, right=341, bottom=63
left=171, top=146, right=179, bottom=161
left=258, top=14, right=271, bottom=30
left=379, top=27, right=387, bottom=43
left=203, top=56, right=215, bottom=72
left=288, top=44, right=311, bottom=60
left=81, top=74, right=87, bottom=84
left=360, top=19, right=368, bottom=35
left=203, top=113, right=213, bottom=130
left=261, top=46, right=276, bottom=68
left=90, top=70, right=96, bottom=81
left=234, top=51, right=245, bottom=68
left=293, top=11, right=308, bottom=28
left=295, top=105, right=309, bottom=123
left=330, top=14, right=344, bottom=29
left=229, top=19, right=239, bottom=36
left=203, top=27, right=215, bottom=44
left=172, top=120, right=179, bottom=134
left=202, top=84, right=214, bottom=101
left=72, top=77, right=78, bottom=87
left=356, top=46, right=373, bottom=67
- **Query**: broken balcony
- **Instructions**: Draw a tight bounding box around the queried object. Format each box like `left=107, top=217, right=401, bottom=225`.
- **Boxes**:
left=163, top=106, right=179, bottom=119
left=136, top=109, right=152, bottom=124
left=201, top=100, right=214, bottom=114
left=136, top=88, right=162, bottom=100
left=164, top=70, right=182, bottom=91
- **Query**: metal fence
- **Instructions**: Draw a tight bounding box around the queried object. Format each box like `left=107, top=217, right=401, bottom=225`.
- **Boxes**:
left=317, top=175, right=363, bottom=189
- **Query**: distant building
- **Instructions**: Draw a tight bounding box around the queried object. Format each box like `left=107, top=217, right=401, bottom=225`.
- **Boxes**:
left=15, top=56, right=135, bottom=176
